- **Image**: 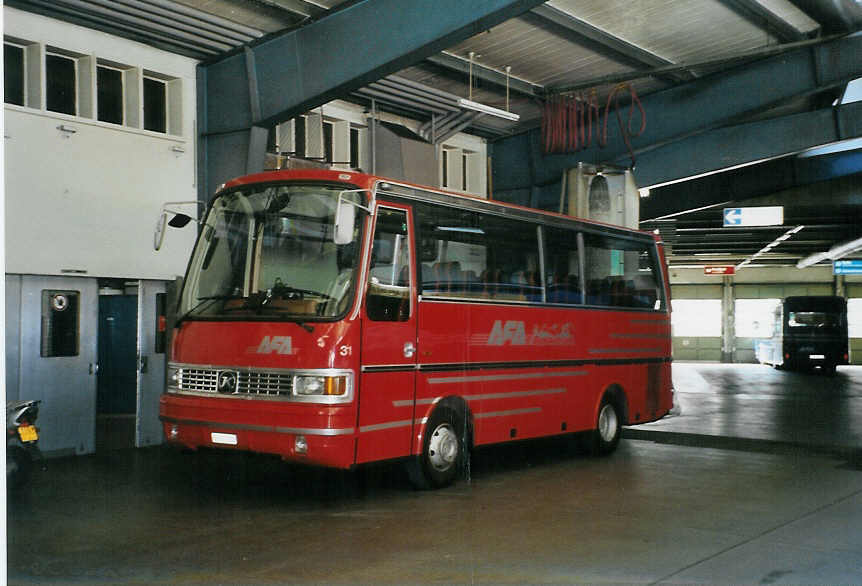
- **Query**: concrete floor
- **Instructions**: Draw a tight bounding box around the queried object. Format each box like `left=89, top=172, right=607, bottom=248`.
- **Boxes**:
left=7, top=363, right=862, bottom=584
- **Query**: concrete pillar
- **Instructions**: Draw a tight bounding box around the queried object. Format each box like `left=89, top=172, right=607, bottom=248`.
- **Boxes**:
left=835, top=275, right=846, bottom=298
left=722, top=275, right=735, bottom=363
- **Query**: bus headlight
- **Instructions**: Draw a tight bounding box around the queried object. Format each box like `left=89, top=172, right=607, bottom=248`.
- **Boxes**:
left=167, top=366, right=181, bottom=391
left=293, top=375, right=349, bottom=397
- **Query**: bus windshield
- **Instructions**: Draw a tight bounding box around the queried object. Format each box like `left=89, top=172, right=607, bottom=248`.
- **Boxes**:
left=787, top=311, right=841, bottom=328
left=179, top=183, right=364, bottom=321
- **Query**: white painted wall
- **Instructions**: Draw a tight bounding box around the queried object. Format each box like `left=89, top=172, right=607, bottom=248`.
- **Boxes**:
left=668, top=265, right=862, bottom=285
left=317, top=100, right=489, bottom=197
left=4, top=7, right=198, bottom=279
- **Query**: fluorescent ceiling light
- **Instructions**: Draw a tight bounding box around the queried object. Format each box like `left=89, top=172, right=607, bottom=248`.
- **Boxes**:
left=436, top=226, right=484, bottom=234
left=458, top=98, right=520, bottom=122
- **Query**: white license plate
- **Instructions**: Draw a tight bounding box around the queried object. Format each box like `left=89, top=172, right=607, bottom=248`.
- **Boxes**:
left=211, top=432, right=238, bottom=445
left=809, top=354, right=825, bottom=360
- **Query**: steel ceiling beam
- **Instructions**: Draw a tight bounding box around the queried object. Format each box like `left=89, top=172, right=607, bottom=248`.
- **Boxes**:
left=529, top=4, right=694, bottom=85
left=249, top=0, right=327, bottom=20
left=199, top=0, right=547, bottom=199
left=491, top=33, right=862, bottom=200
left=717, top=0, right=809, bottom=41
left=788, top=0, right=862, bottom=33
left=641, top=164, right=862, bottom=220
left=632, top=101, right=862, bottom=188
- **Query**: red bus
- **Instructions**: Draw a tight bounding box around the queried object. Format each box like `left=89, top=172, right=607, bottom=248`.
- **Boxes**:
left=160, top=169, right=673, bottom=488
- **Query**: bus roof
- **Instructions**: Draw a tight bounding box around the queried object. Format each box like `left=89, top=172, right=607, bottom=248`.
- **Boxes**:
left=220, top=168, right=660, bottom=243
left=783, top=296, right=847, bottom=310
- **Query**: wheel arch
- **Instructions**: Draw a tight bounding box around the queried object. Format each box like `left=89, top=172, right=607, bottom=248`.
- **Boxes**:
left=434, top=395, right=473, bottom=447
left=597, top=383, right=629, bottom=425
left=418, top=395, right=474, bottom=452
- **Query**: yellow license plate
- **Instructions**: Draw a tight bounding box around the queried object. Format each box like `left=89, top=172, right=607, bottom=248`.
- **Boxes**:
left=18, top=425, right=38, bottom=442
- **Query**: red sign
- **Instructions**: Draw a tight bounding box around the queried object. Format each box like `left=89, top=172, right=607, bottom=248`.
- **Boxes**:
left=704, top=266, right=735, bottom=275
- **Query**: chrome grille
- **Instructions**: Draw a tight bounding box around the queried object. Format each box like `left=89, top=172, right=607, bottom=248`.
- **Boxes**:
left=177, top=367, right=293, bottom=398
left=179, top=368, right=219, bottom=392
left=239, top=371, right=293, bottom=397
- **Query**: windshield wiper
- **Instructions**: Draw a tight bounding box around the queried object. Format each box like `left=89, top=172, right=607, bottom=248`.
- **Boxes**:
left=266, top=282, right=332, bottom=301
left=176, top=294, right=243, bottom=325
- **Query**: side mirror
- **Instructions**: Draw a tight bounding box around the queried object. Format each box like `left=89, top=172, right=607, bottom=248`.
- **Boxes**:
left=168, top=213, right=192, bottom=228
left=153, top=201, right=205, bottom=251
left=334, top=199, right=356, bottom=245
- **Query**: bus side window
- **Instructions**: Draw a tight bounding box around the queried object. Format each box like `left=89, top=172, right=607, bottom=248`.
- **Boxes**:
left=544, top=226, right=582, bottom=305
left=367, top=208, right=411, bottom=322
left=582, top=233, right=664, bottom=310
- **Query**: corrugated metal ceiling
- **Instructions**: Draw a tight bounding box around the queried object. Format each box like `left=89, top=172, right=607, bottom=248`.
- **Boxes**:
left=5, top=0, right=861, bottom=266
left=7, top=0, right=859, bottom=134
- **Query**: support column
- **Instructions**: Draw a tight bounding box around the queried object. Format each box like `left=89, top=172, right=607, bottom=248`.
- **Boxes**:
left=834, top=274, right=847, bottom=298
left=722, top=275, right=735, bottom=363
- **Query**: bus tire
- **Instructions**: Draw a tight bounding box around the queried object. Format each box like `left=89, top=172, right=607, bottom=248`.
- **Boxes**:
left=587, top=395, right=622, bottom=456
left=406, top=407, right=464, bottom=490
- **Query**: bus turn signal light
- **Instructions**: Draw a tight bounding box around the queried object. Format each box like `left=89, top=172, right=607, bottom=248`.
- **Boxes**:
left=293, top=375, right=348, bottom=397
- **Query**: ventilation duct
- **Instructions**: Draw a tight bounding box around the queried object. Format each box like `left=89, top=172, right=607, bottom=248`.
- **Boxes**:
left=365, top=121, right=437, bottom=187
left=560, top=163, right=639, bottom=229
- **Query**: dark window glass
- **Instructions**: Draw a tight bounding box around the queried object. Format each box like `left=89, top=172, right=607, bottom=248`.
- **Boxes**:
left=544, top=227, right=582, bottom=305
left=349, top=128, right=359, bottom=168
left=143, top=77, right=166, bottom=133
left=367, top=209, right=411, bottom=321
left=583, top=232, right=663, bottom=310
left=4, top=44, right=25, bottom=106
left=97, top=66, right=123, bottom=124
left=323, top=121, right=333, bottom=163
left=41, top=290, right=80, bottom=357
left=462, top=153, right=468, bottom=191
left=295, top=117, right=306, bottom=158
left=441, top=150, right=449, bottom=187
left=415, top=202, right=540, bottom=302
left=46, top=54, right=76, bottom=115
left=155, top=293, right=166, bottom=354
left=267, top=126, right=277, bottom=153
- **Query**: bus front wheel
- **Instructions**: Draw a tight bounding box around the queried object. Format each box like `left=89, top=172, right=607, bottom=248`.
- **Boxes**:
left=406, top=408, right=464, bottom=490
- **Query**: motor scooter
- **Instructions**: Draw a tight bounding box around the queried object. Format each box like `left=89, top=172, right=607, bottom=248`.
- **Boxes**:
left=6, top=399, right=42, bottom=489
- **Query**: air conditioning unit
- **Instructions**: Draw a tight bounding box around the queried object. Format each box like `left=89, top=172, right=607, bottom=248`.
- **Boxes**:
left=561, top=162, right=639, bottom=229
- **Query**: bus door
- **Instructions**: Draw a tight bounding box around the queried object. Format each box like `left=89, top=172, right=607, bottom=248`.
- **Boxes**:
left=357, top=204, right=418, bottom=463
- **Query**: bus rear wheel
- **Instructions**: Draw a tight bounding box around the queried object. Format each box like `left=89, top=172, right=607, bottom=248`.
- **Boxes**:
left=587, top=397, right=622, bottom=456
left=406, top=408, right=464, bottom=490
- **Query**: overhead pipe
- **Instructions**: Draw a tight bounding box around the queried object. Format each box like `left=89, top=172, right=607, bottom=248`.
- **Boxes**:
left=796, top=235, right=862, bottom=268
left=354, top=87, right=452, bottom=115
left=373, top=80, right=461, bottom=111
left=385, top=74, right=470, bottom=103
left=431, top=112, right=481, bottom=144
left=376, top=78, right=462, bottom=110
left=418, top=111, right=468, bottom=142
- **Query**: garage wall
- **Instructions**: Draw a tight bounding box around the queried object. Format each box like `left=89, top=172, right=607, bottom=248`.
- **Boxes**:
left=670, top=267, right=862, bottom=364
left=733, top=283, right=833, bottom=363
left=671, top=284, right=722, bottom=361
left=4, top=7, right=197, bottom=279
left=849, top=284, right=862, bottom=365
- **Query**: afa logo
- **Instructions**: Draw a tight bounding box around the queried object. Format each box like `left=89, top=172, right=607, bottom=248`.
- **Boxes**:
left=487, top=320, right=527, bottom=346
left=255, top=335, right=294, bottom=355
